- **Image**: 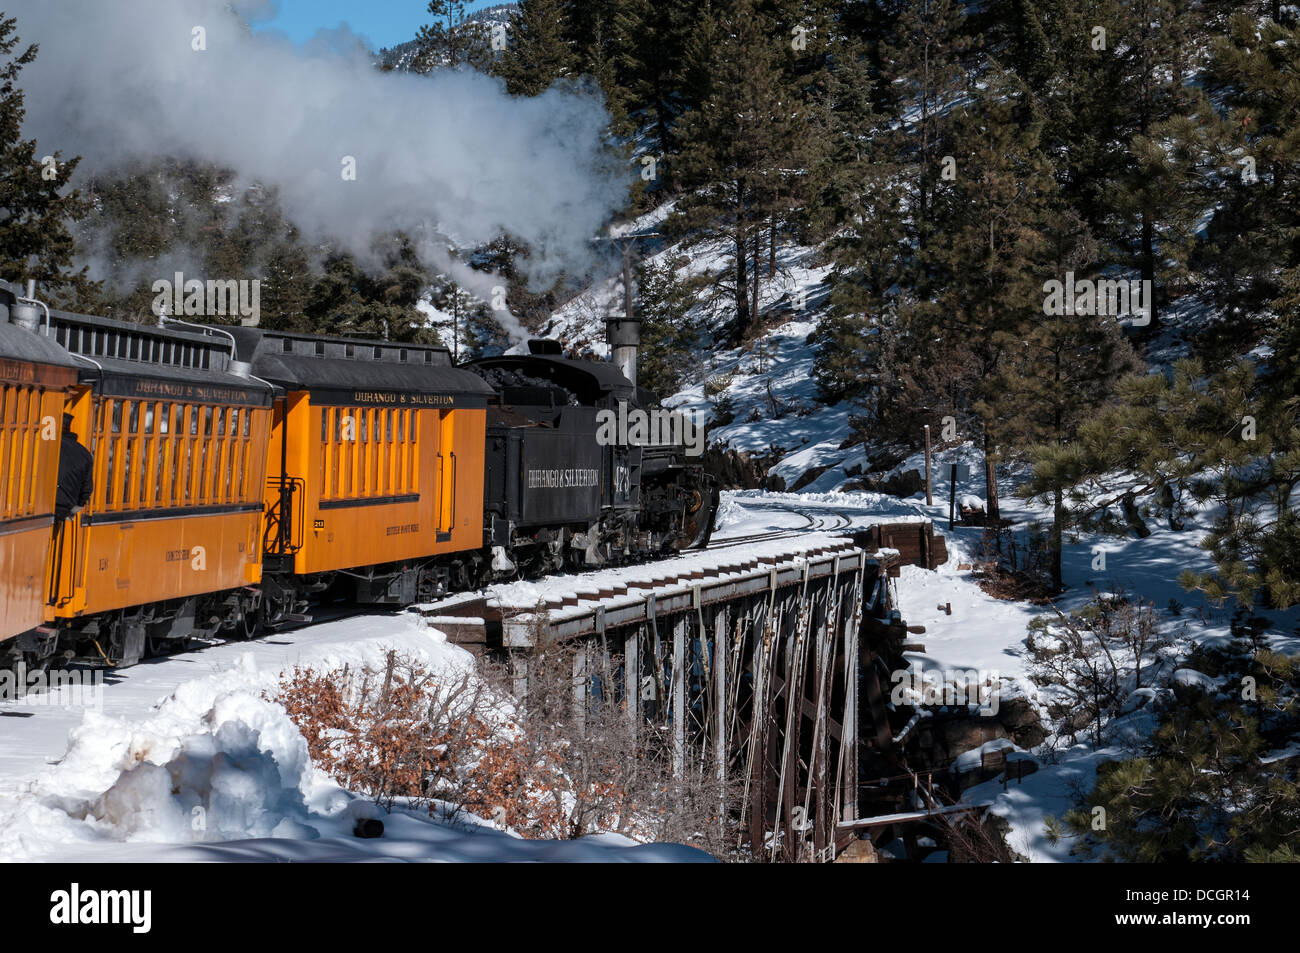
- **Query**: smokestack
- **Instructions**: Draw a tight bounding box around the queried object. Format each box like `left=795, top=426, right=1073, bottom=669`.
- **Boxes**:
left=8, top=280, right=42, bottom=333
left=606, top=314, right=640, bottom=388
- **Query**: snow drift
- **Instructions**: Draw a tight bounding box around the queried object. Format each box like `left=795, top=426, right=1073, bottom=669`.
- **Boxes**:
left=0, top=629, right=709, bottom=862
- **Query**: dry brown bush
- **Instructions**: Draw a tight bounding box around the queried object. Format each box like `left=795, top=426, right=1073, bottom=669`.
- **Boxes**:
left=273, top=651, right=495, bottom=812
left=274, top=633, right=746, bottom=856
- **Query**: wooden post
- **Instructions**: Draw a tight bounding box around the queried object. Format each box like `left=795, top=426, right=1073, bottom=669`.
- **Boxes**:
left=840, top=569, right=862, bottom=824
left=625, top=625, right=641, bottom=728
left=949, top=462, right=958, bottom=532
left=511, top=651, right=529, bottom=702
left=672, top=615, right=687, bottom=778
left=714, top=607, right=729, bottom=795
left=572, top=643, right=588, bottom=734
left=924, top=424, right=933, bottom=506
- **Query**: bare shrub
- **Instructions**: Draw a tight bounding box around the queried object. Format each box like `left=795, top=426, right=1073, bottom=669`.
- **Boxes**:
left=943, top=812, right=1020, bottom=863
left=274, top=629, right=747, bottom=856
left=974, top=524, right=1055, bottom=603
left=1026, top=587, right=1170, bottom=748
left=273, top=651, right=494, bottom=812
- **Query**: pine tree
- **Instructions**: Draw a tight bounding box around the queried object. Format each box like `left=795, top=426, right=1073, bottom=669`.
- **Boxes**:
left=257, top=237, right=314, bottom=332
left=1021, top=358, right=1300, bottom=608
left=0, top=13, right=91, bottom=297
left=817, top=27, right=907, bottom=405
left=1064, top=0, right=1194, bottom=330
left=822, top=0, right=973, bottom=443
left=879, top=0, right=971, bottom=256
left=994, top=302, right=1140, bottom=590
left=1061, top=630, right=1300, bottom=862
left=669, top=0, right=819, bottom=342
left=1196, top=12, right=1300, bottom=333
left=982, top=197, right=1143, bottom=591
left=303, top=241, right=439, bottom=345
left=1181, top=14, right=1300, bottom=611
left=414, top=1, right=493, bottom=73
left=494, top=0, right=572, bottom=96
left=913, top=66, right=1061, bottom=523
left=981, top=0, right=1209, bottom=332
left=607, top=0, right=703, bottom=154
left=634, top=257, right=698, bottom=397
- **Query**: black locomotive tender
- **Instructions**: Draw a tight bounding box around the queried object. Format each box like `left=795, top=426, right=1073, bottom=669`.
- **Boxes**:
left=469, top=316, right=717, bottom=577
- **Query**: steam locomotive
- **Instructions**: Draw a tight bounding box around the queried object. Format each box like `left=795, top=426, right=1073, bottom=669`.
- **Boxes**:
left=0, top=280, right=716, bottom=668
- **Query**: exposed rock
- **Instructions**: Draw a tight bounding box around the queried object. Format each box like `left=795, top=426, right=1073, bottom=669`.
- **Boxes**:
left=913, top=715, right=1009, bottom=771
left=938, top=717, right=1009, bottom=756
left=834, top=838, right=880, bottom=863
left=997, top=697, right=1046, bottom=748
left=702, top=446, right=785, bottom=491
left=790, top=464, right=832, bottom=492
left=843, top=467, right=924, bottom=498
left=879, top=468, right=924, bottom=498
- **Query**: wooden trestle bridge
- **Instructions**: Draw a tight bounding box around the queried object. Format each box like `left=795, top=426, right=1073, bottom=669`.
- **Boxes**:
left=424, top=522, right=957, bottom=862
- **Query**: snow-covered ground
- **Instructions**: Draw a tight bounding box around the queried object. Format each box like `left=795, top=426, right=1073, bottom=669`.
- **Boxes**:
left=0, top=613, right=708, bottom=863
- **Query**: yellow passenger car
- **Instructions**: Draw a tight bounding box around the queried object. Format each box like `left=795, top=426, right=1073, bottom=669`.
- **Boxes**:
left=45, top=310, right=274, bottom=665
left=231, top=329, right=492, bottom=618
left=0, top=303, right=80, bottom=656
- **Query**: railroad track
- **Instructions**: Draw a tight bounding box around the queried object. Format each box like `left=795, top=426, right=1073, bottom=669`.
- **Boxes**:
left=707, top=502, right=856, bottom=550
left=706, top=529, right=805, bottom=549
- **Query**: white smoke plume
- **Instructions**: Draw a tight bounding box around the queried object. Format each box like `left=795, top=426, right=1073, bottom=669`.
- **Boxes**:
left=8, top=0, right=627, bottom=335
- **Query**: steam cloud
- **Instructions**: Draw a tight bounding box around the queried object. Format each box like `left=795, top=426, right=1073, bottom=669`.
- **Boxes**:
left=8, top=0, right=627, bottom=334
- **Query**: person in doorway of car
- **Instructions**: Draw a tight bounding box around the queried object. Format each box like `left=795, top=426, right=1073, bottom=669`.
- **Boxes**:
left=54, top=412, right=93, bottom=523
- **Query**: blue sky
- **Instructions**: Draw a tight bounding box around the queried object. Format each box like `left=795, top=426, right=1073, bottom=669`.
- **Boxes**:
left=251, top=1, right=502, bottom=51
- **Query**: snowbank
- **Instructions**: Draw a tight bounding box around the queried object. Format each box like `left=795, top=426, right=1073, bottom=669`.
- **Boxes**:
left=0, top=615, right=711, bottom=863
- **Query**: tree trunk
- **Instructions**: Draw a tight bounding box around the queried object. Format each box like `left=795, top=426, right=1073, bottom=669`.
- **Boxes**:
left=734, top=227, right=750, bottom=340
left=751, top=228, right=760, bottom=332
left=1051, top=353, right=1063, bottom=591
left=1140, top=209, right=1159, bottom=330
left=1121, top=493, right=1152, bottom=538
left=1162, top=483, right=1184, bottom=531
left=768, top=217, right=777, bottom=276
left=918, top=44, right=930, bottom=253
left=984, top=430, right=1000, bottom=524
left=1051, top=486, right=1064, bottom=594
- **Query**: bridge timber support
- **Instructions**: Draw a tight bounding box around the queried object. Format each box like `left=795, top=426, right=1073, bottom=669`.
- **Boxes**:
left=425, top=526, right=940, bottom=861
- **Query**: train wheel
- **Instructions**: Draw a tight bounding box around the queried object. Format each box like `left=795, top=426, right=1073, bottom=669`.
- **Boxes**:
left=21, top=652, right=52, bottom=679
left=240, top=597, right=266, bottom=640
left=467, top=555, right=488, bottom=590
left=21, top=628, right=59, bottom=674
